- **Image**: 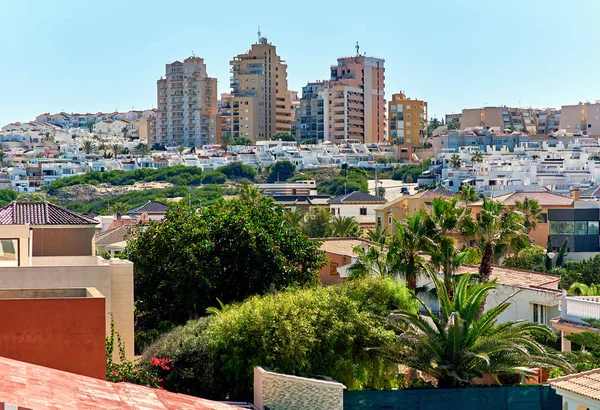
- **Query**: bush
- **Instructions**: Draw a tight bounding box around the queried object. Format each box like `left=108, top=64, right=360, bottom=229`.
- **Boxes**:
left=267, top=161, right=296, bottom=183
left=202, top=171, right=227, bottom=185
left=144, top=277, right=419, bottom=400
left=217, top=163, right=257, bottom=180
left=317, top=168, right=368, bottom=196
left=502, top=246, right=547, bottom=272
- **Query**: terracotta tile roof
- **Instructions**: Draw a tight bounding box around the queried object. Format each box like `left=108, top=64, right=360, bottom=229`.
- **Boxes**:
left=473, top=191, right=573, bottom=207
left=0, top=356, right=240, bottom=409
left=550, top=368, right=600, bottom=401
left=328, top=191, right=386, bottom=204
left=127, top=201, right=168, bottom=214
left=0, top=202, right=98, bottom=225
left=318, top=238, right=376, bottom=257
left=454, top=265, right=560, bottom=291
left=409, top=187, right=455, bottom=200
left=96, top=225, right=135, bottom=246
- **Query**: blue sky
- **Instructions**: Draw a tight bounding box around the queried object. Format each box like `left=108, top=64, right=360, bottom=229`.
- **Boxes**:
left=1, top=0, right=599, bottom=126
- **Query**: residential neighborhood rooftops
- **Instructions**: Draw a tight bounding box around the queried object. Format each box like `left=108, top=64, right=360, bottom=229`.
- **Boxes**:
left=0, top=356, right=240, bottom=410
left=327, top=191, right=386, bottom=204
left=126, top=201, right=168, bottom=214
left=95, top=224, right=135, bottom=246
left=0, top=202, right=98, bottom=225
left=472, top=190, right=574, bottom=207
left=550, top=368, right=600, bottom=402
left=319, top=237, right=376, bottom=257
left=454, top=265, right=560, bottom=291
left=409, top=187, right=455, bottom=200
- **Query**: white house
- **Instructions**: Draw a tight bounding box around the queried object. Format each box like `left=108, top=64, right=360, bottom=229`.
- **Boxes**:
left=327, top=191, right=387, bottom=225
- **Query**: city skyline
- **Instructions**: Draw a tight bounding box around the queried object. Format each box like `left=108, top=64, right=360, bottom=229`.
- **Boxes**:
left=2, top=0, right=600, bottom=127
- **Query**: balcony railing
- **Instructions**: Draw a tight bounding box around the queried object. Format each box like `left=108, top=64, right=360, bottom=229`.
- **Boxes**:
left=561, top=292, right=600, bottom=324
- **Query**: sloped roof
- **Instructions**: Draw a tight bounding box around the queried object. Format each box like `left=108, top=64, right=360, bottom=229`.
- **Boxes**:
left=472, top=190, right=574, bottom=207
left=581, top=184, right=600, bottom=198
left=0, top=202, right=97, bottom=225
left=409, top=187, right=455, bottom=200
left=0, top=356, right=240, bottom=410
left=319, top=238, right=376, bottom=257
left=328, top=191, right=387, bottom=204
left=454, top=265, right=560, bottom=291
left=95, top=224, right=135, bottom=246
left=550, top=368, right=600, bottom=401
left=127, top=201, right=168, bottom=214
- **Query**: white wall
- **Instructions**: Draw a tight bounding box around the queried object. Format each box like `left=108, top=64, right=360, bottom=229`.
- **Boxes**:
left=330, top=203, right=380, bottom=224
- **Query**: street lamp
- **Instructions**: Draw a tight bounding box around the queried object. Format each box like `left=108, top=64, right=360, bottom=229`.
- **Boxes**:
left=547, top=251, right=556, bottom=269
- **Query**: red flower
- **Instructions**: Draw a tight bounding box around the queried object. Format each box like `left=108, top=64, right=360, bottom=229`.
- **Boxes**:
left=151, top=358, right=173, bottom=371
left=111, top=370, right=118, bottom=376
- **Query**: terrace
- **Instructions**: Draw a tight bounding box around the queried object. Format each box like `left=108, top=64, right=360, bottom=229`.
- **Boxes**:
left=552, top=291, right=600, bottom=352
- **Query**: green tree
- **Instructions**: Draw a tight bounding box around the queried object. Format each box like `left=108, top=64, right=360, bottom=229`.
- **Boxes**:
left=135, top=143, right=151, bottom=157
left=271, top=132, right=296, bottom=142
left=389, top=273, right=571, bottom=388
left=330, top=216, right=360, bottom=237
left=217, top=163, right=257, bottom=180
left=122, top=127, right=129, bottom=139
left=0, top=189, right=18, bottom=206
left=267, top=160, right=296, bottom=183
left=427, top=117, right=442, bottom=137
left=366, top=225, right=388, bottom=245
left=470, top=150, right=484, bottom=163
left=569, top=282, right=600, bottom=296
left=221, top=133, right=234, bottom=152
left=514, top=197, right=543, bottom=233
left=317, top=168, right=368, bottom=196
left=0, top=145, right=6, bottom=168
left=502, top=246, right=547, bottom=272
left=457, top=185, right=477, bottom=207
left=555, top=238, right=569, bottom=268
left=285, top=208, right=305, bottom=227
left=145, top=277, right=419, bottom=400
left=111, top=144, right=122, bottom=159
left=349, top=244, right=396, bottom=280
left=302, top=206, right=331, bottom=238
left=449, top=153, right=461, bottom=169
left=176, top=145, right=186, bottom=158
left=82, top=140, right=96, bottom=155
left=447, top=120, right=460, bottom=130
left=128, top=198, right=326, bottom=330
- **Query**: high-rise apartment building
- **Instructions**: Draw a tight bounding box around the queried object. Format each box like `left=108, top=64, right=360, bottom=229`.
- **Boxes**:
left=295, top=52, right=386, bottom=143
left=388, top=92, right=427, bottom=160
left=156, top=56, right=218, bottom=147
left=229, top=36, right=292, bottom=141
left=560, top=102, right=600, bottom=135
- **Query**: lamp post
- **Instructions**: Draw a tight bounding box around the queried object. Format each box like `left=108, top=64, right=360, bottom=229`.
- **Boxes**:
left=547, top=251, right=556, bottom=269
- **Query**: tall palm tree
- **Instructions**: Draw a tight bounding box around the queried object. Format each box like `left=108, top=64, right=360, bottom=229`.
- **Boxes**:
left=82, top=140, right=96, bottom=155
left=366, top=225, right=388, bottom=245
left=111, top=144, right=122, bottom=159
left=348, top=244, right=397, bottom=280
left=331, top=216, right=360, bottom=237
left=121, top=127, right=129, bottom=139
left=389, top=273, right=571, bottom=388
left=457, top=185, right=477, bottom=207
left=135, top=143, right=151, bottom=157
left=449, top=153, right=461, bottom=169
left=238, top=183, right=262, bottom=204
left=568, top=282, right=600, bottom=296
left=470, top=150, right=484, bottom=163
left=463, top=198, right=527, bottom=279
left=177, top=145, right=186, bottom=159
left=514, top=197, right=542, bottom=233
left=285, top=208, right=305, bottom=227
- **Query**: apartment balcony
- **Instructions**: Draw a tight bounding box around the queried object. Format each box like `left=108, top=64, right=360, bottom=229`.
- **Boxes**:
left=560, top=293, right=600, bottom=325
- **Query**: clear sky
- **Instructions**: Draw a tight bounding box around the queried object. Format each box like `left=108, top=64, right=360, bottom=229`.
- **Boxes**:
left=1, top=0, right=599, bottom=126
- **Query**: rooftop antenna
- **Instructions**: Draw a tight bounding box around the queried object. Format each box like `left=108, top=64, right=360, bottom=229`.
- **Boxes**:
left=257, top=26, right=261, bottom=41
left=355, top=41, right=360, bottom=57
left=191, top=50, right=195, bottom=57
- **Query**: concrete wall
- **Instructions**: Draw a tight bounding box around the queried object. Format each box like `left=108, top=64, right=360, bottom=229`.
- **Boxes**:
left=32, top=226, right=95, bottom=256
left=0, top=288, right=105, bottom=379
left=0, top=256, right=134, bottom=360
left=254, top=367, right=344, bottom=410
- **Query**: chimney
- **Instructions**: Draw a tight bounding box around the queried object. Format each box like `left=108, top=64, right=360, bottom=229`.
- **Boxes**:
left=572, top=188, right=580, bottom=201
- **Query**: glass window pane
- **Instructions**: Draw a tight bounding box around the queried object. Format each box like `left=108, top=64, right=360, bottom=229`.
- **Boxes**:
left=550, top=221, right=574, bottom=235
left=0, top=239, right=18, bottom=267
left=589, top=221, right=600, bottom=235
left=575, top=221, right=588, bottom=235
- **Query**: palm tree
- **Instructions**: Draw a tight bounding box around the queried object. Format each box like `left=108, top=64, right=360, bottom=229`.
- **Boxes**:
left=470, top=150, right=484, bottom=163
left=82, top=140, right=96, bottom=155
left=302, top=206, right=331, bottom=238
left=111, top=144, right=122, bottom=159
left=457, top=185, right=477, bottom=207
left=121, top=127, right=129, bottom=139
left=514, top=197, right=542, bottom=233
left=109, top=202, right=129, bottom=216
left=221, top=133, right=234, bottom=153
left=348, top=244, right=397, bottom=280
left=177, top=145, right=186, bottom=159
left=238, top=183, right=262, bottom=205
left=285, top=208, right=305, bottom=227
left=463, top=198, right=527, bottom=279
left=366, top=225, right=388, bottom=245
left=389, top=273, right=571, bottom=388
left=568, top=282, right=600, bottom=296
left=449, top=153, right=461, bottom=169
left=135, top=143, right=151, bottom=157
left=331, top=216, right=360, bottom=237
left=98, top=142, right=108, bottom=153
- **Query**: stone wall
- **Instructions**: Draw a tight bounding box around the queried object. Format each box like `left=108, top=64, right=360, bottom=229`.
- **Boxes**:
left=254, top=367, right=344, bottom=410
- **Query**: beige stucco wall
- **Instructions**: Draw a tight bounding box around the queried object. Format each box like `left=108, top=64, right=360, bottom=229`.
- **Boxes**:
left=254, top=367, right=344, bottom=410
left=32, top=226, right=96, bottom=256
left=0, top=256, right=134, bottom=360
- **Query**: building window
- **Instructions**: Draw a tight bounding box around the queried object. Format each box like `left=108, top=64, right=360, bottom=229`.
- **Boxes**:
left=539, top=213, right=547, bottom=223
left=0, top=239, right=18, bottom=267
left=360, top=208, right=367, bottom=216
left=549, top=221, right=574, bottom=235
left=331, top=208, right=336, bottom=215
left=575, top=221, right=588, bottom=236
left=532, top=303, right=546, bottom=324
left=377, top=216, right=381, bottom=227
left=330, top=262, right=338, bottom=275
left=388, top=216, right=392, bottom=224
left=589, top=221, right=600, bottom=235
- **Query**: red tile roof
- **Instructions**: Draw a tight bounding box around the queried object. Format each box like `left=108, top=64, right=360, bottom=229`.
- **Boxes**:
left=0, top=356, right=240, bottom=409
left=0, top=202, right=98, bottom=225
left=496, top=191, right=573, bottom=207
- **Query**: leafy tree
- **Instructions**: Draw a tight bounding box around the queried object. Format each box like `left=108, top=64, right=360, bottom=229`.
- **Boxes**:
left=348, top=244, right=397, bottom=280
left=221, top=133, right=234, bottom=152
left=202, top=171, right=227, bottom=185
left=176, top=145, right=186, bottom=158
left=470, top=150, right=484, bottom=163
left=515, top=197, right=543, bottom=233
left=144, top=277, right=419, bottom=400
left=391, top=159, right=431, bottom=183
left=317, top=168, right=368, bottom=196
left=267, top=160, right=296, bottom=183
left=555, top=238, right=569, bottom=268
left=302, top=206, right=331, bottom=238
left=457, top=185, right=477, bottom=207
left=447, top=120, right=460, bottom=130
left=285, top=208, right=305, bottom=227
left=569, top=282, right=600, bottom=296
left=0, top=189, right=18, bottom=206
left=449, top=153, right=461, bottom=169
left=271, top=132, right=296, bottom=142
left=427, top=117, right=442, bottom=137
left=151, top=143, right=166, bottom=151
left=217, top=163, right=257, bottom=180
left=389, top=273, right=571, bottom=388
left=128, top=198, right=326, bottom=330
left=233, top=136, right=253, bottom=146
left=0, top=145, right=5, bottom=167
left=330, top=216, right=360, bottom=237
left=502, top=246, right=547, bottom=272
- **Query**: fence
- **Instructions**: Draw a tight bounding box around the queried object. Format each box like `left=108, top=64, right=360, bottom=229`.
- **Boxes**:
left=344, top=385, right=561, bottom=410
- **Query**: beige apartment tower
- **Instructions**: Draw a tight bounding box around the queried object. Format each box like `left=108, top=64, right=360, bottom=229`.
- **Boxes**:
left=388, top=92, right=427, bottom=160
left=229, top=36, right=292, bottom=141
left=156, top=56, right=218, bottom=147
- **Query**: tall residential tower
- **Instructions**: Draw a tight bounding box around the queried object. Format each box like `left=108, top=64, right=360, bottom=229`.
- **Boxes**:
left=156, top=56, right=218, bottom=147
left=229, top=35, right=292, bottom=141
